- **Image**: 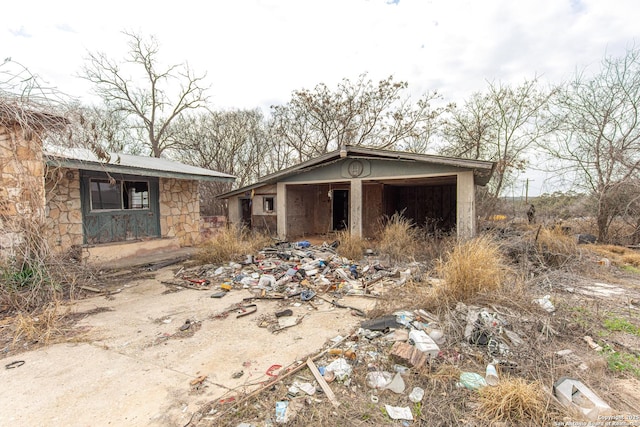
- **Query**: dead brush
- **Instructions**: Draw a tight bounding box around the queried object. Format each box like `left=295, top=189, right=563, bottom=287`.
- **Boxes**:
left=377, top=212, right=420, bottom=262
left=12, top=301, right=68, bottom=345
left=532, top=225, right=579, bottom=268
left=368, top=278, right=434, bottom=317
left=590, top=244, right=640, bottom=267
left=430, top=364, right=462, bottom=386
left=334, top=230, right=366, bottom=261
left=475, top=377, right=550, bottom=425
left=195, top=224, right=269, bottom=264
left=434, top=235, right=508, bottom=304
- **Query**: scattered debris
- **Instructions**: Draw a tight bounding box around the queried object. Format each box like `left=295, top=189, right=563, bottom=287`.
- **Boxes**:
left=5, top=360, right=25, bottom=369
left=180, top=319, right=192, bottom=331
left=458, top=372, right=487, bottom=390
left=408, top=386, right=424, bottom=403
left=307, top=358, right=340, bottom=407
left=485, top=363, right=499, bottom=386
left=583, top=335, right=603, bottom=352
left=190, top=375, right=207, bottom=386
left=533, top=294, right=555, bottom=313
left=554, top=377, right=613, bottom=421
left=384, top=404, right=413, bottom=421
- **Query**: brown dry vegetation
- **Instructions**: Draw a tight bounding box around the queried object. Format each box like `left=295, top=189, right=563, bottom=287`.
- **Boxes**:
left=186, top=219, right=640, bottom=427
left=4, top=216, right=640, bottom=426
left=334, top=230, right=367, bottom=261
left=195, top=224, right=272, bottom=264
left=377, top=213, right=421, bottom=262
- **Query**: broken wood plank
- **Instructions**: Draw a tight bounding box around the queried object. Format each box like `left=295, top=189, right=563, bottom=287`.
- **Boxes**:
left=207, top=333, right=352, bottom=424
left=306, top=358, right=340, bottom=408
left=390, top=341, right=428, bottom=369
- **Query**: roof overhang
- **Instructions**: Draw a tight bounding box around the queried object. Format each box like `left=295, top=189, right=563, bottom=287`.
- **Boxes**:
left=218, top=146, right=494, bottom=198
left=44, top=147, right=236, bottom=183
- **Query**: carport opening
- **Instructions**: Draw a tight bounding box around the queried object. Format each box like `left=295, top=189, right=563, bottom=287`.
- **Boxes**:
left=382, top=178, right=457, bottom=235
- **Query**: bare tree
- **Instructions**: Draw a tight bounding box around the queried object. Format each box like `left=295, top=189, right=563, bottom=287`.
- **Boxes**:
left=547, top=47, right=640, bottom=242
left=167, top=109, right=270, bottom=215
left=441, top=78, right=555, bottom=199
left=269, top=73, right=443, bottom=163
left=81, top=31, right=209, bottom=157
left=47, top=103, right=141, bottom=156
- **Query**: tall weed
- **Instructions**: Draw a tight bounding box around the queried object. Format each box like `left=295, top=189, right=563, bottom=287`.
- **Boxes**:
left=435, top=235, right=507, bottom=303
left=378, top=213, right=420, bottom=262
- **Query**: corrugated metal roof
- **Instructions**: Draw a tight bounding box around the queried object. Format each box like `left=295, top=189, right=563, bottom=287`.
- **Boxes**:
left=44, top=146, right=235, bottom=183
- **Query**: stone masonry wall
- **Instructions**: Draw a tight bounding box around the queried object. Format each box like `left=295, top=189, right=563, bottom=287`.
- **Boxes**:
left=0, top=124, right=46, bottom=261
left=44, top=167, right=83, bottom=253
left=159, top=178, right=200, bottom=246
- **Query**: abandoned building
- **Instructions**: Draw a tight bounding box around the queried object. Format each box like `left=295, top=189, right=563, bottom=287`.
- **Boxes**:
left=218, top=146, right=495, bottom=240
left=0, top=110, right=235, bottom=264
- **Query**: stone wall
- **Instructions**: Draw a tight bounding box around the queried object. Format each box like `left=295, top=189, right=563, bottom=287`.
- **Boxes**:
left=44, top=167, right=83, bottom=253
left=159, top=178, right=201, bottom=246
left=0, top=124, right=46, bottom=260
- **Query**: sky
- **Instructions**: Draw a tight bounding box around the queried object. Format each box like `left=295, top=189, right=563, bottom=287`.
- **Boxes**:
left=2, top=0, right=639, bottom=195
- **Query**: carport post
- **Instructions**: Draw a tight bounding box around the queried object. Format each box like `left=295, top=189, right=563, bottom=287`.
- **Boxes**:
left=277, top=182, right=287, bottom=239
left=350, top=178, right=363, bottom=237
left=456, top=171, right=476, bottom=239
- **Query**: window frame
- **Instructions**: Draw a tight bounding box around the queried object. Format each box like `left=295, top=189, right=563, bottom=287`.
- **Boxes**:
left=263, top=196, right=275, bottom=213
left=89, top=178, right=151, bottom=212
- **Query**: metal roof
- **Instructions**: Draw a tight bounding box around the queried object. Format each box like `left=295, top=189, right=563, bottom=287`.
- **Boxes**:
left=44, top=147, right=236, bottom=183
left=218, top=146, right=495, bottom=198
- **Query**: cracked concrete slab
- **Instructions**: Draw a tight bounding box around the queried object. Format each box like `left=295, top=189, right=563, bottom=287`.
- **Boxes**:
left=0, top=267, right=375, bottom=426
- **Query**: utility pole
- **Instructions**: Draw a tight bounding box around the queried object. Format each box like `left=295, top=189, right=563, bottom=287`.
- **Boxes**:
left=525, top=178, right=534, bottom=204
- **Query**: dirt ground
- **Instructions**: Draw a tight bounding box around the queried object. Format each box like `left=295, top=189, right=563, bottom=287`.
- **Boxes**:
left=2, top=238, right=640, bottom=427
left=0, top=264, right=376, bottom=426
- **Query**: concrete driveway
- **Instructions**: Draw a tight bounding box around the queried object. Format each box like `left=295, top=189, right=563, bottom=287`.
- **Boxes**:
left=0, top=266, right=374, bottom=426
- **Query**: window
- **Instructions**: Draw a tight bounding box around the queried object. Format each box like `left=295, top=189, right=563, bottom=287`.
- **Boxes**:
left=124, top=181, right=150, bottom=209
left=263, top=196, right=275, bottom=213
left=90, top=179, right=149, bottom=211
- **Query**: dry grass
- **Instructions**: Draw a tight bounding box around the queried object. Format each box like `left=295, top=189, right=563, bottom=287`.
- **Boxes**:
left=476, top=377, right=550, bottom=425
left=195, top=225, right=270, bottom=264
left=377, top=213, right=420, bottom=262
left=334, top=230, right=366, bottom=261
left=430, top=364, right=462, bottom=386
left=12, top=301, right=68, bottom=345
left=590, top=244, right=640, bottom=268
left=434, top=235, right=508, bottom=304
left=533, top=226, right=579, bottom=267
left=367, top=278, right=434, bottom=318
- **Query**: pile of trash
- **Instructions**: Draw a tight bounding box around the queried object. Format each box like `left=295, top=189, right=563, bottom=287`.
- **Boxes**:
left=171, top=240, right=616, bottom=425
left=165, top=240, right=422, bottom=305
left=220, top=298, right=616, bottom=425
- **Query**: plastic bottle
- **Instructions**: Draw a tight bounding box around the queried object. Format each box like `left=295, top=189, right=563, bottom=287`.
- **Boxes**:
left=485, top=363, right=499, bottom=386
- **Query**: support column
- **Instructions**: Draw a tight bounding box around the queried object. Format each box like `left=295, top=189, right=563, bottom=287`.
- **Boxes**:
left=350, top=178, right=363, bottom=237
left=456, top=171, right=476, bottom=239
left=277, top=182, right=287, bottom=239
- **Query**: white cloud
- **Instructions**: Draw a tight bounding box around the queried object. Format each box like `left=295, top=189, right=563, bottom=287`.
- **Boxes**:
left=1, top=0, right=638, bottom=113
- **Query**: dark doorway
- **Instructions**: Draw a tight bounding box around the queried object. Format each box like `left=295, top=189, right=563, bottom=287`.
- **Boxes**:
left=240, top=198, right=252, bottom=229
left=332, top=189, right=349, bottom=231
